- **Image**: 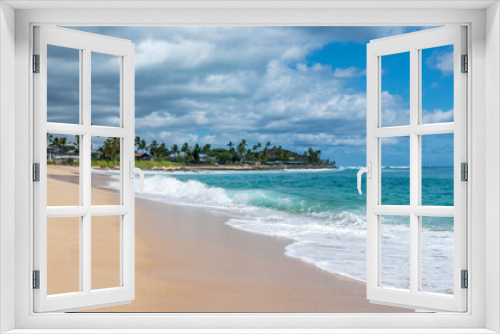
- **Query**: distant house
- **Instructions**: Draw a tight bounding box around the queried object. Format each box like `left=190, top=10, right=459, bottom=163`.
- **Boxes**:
left=135, top=152, right=152, bottom=161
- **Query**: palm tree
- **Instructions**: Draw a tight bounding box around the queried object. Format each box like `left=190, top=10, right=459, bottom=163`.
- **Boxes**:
left=192, top=143, right=201, bottom=163
left=181, top=142, right=190, bottom=154
left=59, top=137, right=68, bottom=156
left=316, top=149, right=322, bottom=164
left=47, top=133, right=53, bottom=145
left=227, top=141, right=234, bottom=149
left=171, top=144, right=179, bottom=159
left=237, top=139, right=247, bottom=164
left=139, top=139, right=147, bottom=152
left=100, top=138, right=120, bottom=161
left=49, top=136, right=61, bottom=163
left=135, top=136, right=141, bottom=152
left=71, top=136, right=80, bottom=155
left=158, top=142, right=169, bottom=160
left=265, top=141, right=271, bottom=149
left=202, top=144, right=212, bottom=156
left=47, top=134, right=54, bottom=161
left=149, top=140, right=158, bottom=157
left=181, top=143, right=191, bottom=161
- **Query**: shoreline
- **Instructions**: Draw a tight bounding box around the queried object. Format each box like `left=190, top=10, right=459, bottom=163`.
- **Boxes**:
left=90, top=163, right=337, bottom=172
left=47, top=165, right=411, bottom=313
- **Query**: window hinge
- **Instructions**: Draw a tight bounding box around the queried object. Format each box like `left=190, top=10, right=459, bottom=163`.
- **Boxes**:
left=461, top=162, right=468, bottom=182
left=461, top=54, right=468, bottom=73
left=33, top=270, right=40, bottom=289
left=461, top=270, right=468, bottom=289
left=33, top=54, right=40, bottom=73
left=33, top=163, right=40, bottom=182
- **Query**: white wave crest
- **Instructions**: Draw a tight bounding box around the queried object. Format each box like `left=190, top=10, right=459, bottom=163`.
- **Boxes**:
left=141, top=174, right=233, bottom=206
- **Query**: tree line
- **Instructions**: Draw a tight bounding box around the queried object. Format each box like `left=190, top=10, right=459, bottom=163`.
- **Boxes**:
left=47, top=134, right=335, bottom=166
left=135, top=136, right=334, bottom=165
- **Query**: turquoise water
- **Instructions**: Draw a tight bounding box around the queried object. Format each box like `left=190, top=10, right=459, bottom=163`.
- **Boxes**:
left=98, top=167, right=455, bottom=294
left=166, top=167, right=454, bottom=230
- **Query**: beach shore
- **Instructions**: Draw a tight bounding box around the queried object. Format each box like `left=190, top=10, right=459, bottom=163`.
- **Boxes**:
left=92, top=163, right=336, bottom=172
left=47, top=165, right=411, bottom=313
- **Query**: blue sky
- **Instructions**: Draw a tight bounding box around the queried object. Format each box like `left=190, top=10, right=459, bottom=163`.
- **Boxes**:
left=48, top=26, right=455, bottom=166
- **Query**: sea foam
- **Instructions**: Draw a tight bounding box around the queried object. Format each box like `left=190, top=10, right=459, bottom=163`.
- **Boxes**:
left=93, top=168, right=455, bottom=295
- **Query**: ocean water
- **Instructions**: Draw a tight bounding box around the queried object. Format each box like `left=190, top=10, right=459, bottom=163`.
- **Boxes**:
left=97, top=167, right=455, bottom=295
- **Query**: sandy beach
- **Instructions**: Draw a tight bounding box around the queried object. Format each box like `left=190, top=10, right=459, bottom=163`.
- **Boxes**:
left=47, top=165, right=410, bottom=313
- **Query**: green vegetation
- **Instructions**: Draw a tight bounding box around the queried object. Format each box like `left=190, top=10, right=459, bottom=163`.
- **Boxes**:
left=46, top=134, right=79, bottom=166
left=134, top=136, right=336, bottom=167
left=47, top=134, right=336, bottom=169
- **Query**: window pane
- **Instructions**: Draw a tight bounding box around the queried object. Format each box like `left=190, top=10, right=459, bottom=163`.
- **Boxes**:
left=92, top=215, right=121, bottom=290
left=381, top=52, right=410, bottom=127
left=91, top=52, right=121, bottom=127
left=380, top=215, right=410, bottom=290
left=381, top=136, right=410, bottom=205
left=47, top=217, right=80, bottom=295
left=47, top=45, right=80, bottom=124
left=421, top=216, right=454, bottom=295
left=421, top=133, right=454, bottom=206
left=91, top=136, right=121, bottom=206
left=47, top=133, right=80, bottom=206
left=421, top=45, right=454, bottom=124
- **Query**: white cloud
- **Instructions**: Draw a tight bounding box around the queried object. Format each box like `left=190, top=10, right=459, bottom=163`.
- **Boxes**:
left=135, top=38, right=215, bottom=69
left=333, top=67, right=366, bottom=78
left=380, top=91, right=410, bottom=127
left=435, top=51, right=454, bottom=75
left=422, top=109, right=454, bottom=123
left=61, top=26, right=435, bottom=165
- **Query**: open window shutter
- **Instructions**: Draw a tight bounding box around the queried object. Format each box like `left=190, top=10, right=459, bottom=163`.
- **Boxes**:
left=365, top=26, right=467, bottom=312
left=33, top=26, right=135, bottom=312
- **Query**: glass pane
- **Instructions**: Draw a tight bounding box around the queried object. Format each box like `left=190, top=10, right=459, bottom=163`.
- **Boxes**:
left=91, top=52, right=121, bottom=127
left=421, top=134, right=454, bottom=206
left=380, top=215, right=410, bottom=290
left=381, top=52, right=410, bottom=127
left=92, top=215, right=121, bottom=290
left=47, top=217, right=80, bottom=295
left=381, top=136, right=410, bottom=205
left=421, top=45, right=454, bottom=124
left=47, top=45, right=80, bottom=124
left=47, top=133, right=80, bottom=206
left=421, top=216, right=454, bottom=295
left=91, top=136, right=121, bottom=206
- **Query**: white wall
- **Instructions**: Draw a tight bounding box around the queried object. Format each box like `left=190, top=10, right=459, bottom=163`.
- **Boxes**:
left=486, top=2, right=500, bottom=332
left=0, top=2, right=16, bottom=333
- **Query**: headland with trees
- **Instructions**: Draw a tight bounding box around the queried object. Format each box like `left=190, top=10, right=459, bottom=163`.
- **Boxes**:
left=47, top=134, right=336, bottom=171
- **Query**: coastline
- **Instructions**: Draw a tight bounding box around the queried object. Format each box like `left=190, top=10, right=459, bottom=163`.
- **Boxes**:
left=47, top=165, right=411, bottom=312
left=91, top=163, right=337, bottom=172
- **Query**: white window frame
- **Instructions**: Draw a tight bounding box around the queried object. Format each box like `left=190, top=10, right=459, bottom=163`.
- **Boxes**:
left=33, top=25, right=136, bottom=313
left=366, top=26, right=468, bottom=312
left=1, top=1, right=499, bottom=333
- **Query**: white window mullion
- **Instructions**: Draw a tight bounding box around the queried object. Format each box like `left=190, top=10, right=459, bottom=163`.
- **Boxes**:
left=33, top=26, right=49, bottom=308
left=365, top=45, right=380, bottom=299
left=413, top=123, right=454, bottom=135
left=81, top=48, right=92, bottom=296
left=453, top=26, right=468, bottom=306
left=409, top=47, right=420, bottom=295
left=372, top=126, right=411, bottom=138
left=121, top=50, right=135, bottom=293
